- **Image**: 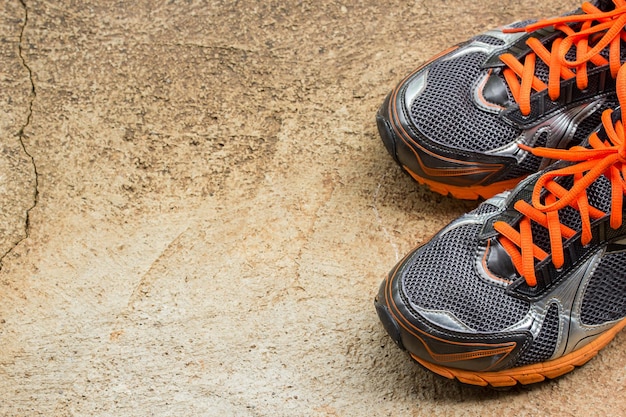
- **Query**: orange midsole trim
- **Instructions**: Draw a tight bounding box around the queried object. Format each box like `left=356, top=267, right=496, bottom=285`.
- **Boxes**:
left=404, top=165, right=523, bottom=200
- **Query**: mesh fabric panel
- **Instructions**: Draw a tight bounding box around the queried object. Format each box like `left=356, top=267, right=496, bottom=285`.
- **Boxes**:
left=581, top=252, right=626, bottom=325
left=514, top=303, right=560, bottom=367
left=586, top=174, right=613, bottom=213
left=409, top=52, right=521, bottom=152
left=472, top=35, right=505, bottom=46
left=571, top=98, right=617, bottom=146
left=500, top=131, right=548, bottom=181
left=402, top=223, right=529, bottom=332
left=468, top=202, right=500, bottom=216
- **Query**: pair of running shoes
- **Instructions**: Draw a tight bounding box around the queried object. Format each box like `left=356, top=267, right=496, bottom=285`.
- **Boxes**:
left=374, top=0, right=626, bottom=387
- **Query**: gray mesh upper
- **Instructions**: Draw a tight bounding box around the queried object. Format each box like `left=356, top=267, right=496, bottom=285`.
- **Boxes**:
left=581, top=252, right=626, bottom=325
left=514, top=303, right=560, bottom=367
left=468, top=202, right=500, bottom=216
left=472, top=34, right=505, bottom=46
left=409, top=52, right=522, bottom=152
left=402, top=222, right=530, bottom=332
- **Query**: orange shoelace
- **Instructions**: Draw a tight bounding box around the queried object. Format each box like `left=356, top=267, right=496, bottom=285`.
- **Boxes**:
left=493, top=63, right=626, bottom=287
left=501, top=1, right=626, bottom=116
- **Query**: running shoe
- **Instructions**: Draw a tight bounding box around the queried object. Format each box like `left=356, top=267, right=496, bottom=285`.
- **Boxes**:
left=377, top=0, right=626, bottom=199
left=374, top=63, right=626, bottom=387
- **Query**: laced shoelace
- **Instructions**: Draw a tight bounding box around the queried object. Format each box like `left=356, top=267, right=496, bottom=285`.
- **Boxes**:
left=493, top=63, right=626, bottom=287
left=500, top=0, right=626, bottom=116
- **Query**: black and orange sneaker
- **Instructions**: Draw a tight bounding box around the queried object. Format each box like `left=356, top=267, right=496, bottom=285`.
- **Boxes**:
left=377, top=0, right=626, bottom=200
left=374, top=63, right=626, bottom=387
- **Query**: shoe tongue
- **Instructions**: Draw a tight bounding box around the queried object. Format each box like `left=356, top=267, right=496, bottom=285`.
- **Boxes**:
left=614, top=107, right=622, bottom=120
left=485, top=164, right=614, bottom=280
left=488, top=169, right=613, bottom=281
left=525, top=169, right=613, bottom=255
left=596, top=0, right=616, bottom=12
left=593, top=108, right=621, bottom=143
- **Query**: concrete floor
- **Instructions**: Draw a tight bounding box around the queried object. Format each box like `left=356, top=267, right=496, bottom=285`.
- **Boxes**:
left=1, top=0, right=624, bottom=415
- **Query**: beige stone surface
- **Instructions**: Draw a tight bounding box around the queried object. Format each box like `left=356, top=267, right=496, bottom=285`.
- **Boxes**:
left=1, top=0, right=624, bottom=415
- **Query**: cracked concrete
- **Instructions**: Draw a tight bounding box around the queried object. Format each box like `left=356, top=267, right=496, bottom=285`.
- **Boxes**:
left=0, top=0, right=37, bottom=269
left=1, top=0, right=625, bottom=416
left=14, top=0, right=38, bottom=255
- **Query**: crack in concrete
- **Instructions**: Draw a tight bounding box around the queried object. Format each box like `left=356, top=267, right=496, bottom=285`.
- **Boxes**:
left=0, top=0, right=40, bottom=268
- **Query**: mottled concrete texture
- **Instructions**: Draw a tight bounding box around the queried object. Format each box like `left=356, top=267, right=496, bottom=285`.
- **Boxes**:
left=1, top=0, right=624, bottom=415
